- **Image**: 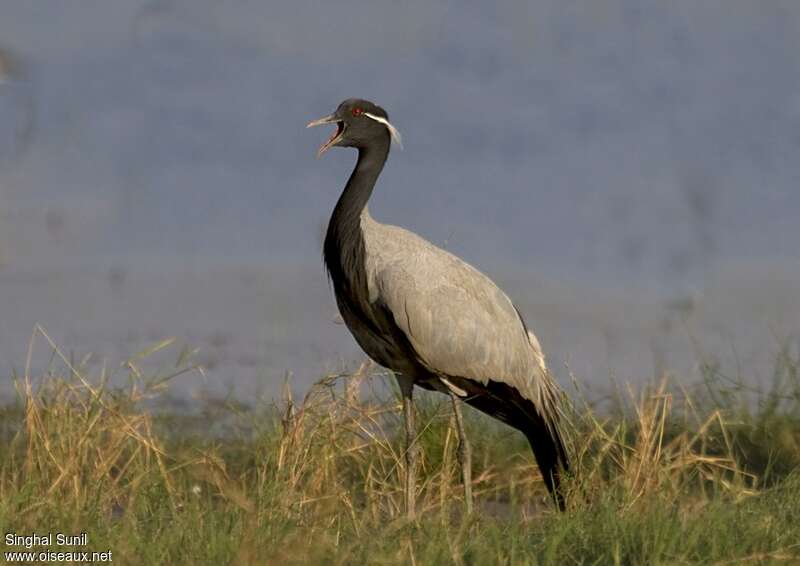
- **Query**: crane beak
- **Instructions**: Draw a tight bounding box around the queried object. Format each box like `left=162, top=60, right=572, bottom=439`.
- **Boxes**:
left=307, top=113, right=344, bottom=157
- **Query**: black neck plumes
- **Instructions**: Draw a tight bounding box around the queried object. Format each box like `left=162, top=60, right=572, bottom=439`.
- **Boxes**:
left=323, top=137, right=390, bottom=294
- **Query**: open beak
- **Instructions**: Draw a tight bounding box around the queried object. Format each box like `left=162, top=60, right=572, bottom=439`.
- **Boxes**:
left=307, top=113, right=344, bottom=157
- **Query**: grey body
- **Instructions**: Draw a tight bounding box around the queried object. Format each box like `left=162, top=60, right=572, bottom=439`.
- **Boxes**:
left=355, top=212, right=550, bottom=404
left=310, top=98, right=569, bottom=509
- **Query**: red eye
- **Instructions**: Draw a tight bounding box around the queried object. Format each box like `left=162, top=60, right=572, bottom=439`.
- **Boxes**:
left=352, top=107, right=363, bottom=116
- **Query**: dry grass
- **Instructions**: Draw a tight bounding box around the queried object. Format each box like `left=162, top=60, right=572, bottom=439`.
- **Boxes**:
left=564, top=378, right=758, bottom=511
left=1, top=325, right=798, bottom=564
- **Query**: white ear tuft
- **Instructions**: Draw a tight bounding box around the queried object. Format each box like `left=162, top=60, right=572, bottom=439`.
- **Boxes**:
left=363, top=112, right=403, bottom=149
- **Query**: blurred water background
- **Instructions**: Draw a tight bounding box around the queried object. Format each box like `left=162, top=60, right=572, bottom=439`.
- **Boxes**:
left=1, top=1, right=798, bottom=400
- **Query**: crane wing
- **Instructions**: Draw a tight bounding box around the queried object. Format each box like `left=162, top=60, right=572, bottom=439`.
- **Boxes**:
left=369, top=230, right=547, bottom=400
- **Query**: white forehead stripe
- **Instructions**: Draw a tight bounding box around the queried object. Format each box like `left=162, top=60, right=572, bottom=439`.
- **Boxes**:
left=363, top=112, right=403, bottom=148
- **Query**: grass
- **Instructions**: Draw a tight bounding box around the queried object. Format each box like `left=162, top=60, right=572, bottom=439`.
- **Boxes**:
left=1, top=325, right=799, bottom=564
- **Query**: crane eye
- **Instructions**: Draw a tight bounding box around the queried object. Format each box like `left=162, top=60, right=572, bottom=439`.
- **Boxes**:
left=352, top=107, right=363, bottom=117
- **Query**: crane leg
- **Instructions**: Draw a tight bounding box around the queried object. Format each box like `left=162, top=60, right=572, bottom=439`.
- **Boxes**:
left=397, top=373, right=418, bottom=520
left=449, top=391, right=473, bottom=515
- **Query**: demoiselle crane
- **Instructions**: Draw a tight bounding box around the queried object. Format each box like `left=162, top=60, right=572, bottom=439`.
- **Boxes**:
left=308, top=98, right=570, bottom=517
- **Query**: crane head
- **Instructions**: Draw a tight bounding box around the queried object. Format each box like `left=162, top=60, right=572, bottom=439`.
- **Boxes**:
left=307, top=98, right=402, bottom=157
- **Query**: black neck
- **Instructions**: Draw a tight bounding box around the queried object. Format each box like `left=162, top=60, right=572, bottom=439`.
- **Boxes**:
left=323, top=138, right=390, bottom=290
left=333, top=139, right=390, bottom=225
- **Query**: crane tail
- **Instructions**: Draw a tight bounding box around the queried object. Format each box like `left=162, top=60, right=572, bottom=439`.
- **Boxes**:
left=522, top=407, right=570, bottom=510
left=459, top=378, right=570, bottom=510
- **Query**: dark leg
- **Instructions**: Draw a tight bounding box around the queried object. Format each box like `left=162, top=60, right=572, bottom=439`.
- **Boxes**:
left=397, top=373, right=418, bottom=520
left=449, top=390, right=473, bottom=515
